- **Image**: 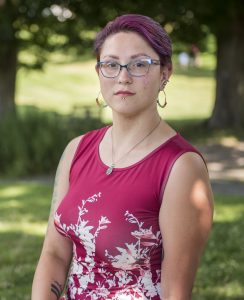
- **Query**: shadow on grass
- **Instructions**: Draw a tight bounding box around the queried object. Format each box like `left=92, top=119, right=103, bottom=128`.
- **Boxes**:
left=193, top=195, right=244, bottom=299
left=199, top=142, right=244, bottom=182
left=193, top=216, right=244, bottom=299
left=0, top=182, right=52, bottom=298
left=193, top=294, right=244, bottom=300
left=0, top=231, right=44, bottom=299
left=167, top=118, right=244, bottom=144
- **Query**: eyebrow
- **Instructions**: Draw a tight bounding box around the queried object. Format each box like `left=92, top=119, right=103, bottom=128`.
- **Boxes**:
left=131, top=53, right=151, bottom=59
left=101, top=53, right=151, bottom=60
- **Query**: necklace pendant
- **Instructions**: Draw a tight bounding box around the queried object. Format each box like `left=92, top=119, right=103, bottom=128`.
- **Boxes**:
left=106, top=164, right=114, bottom=175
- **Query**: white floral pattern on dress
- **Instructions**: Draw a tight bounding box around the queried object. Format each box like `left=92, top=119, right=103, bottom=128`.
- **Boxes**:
left=54, top=193, right=162, bottom=300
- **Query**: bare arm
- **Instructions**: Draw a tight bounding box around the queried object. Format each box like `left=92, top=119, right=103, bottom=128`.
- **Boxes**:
left=32, top=136, right=82, bottom=300
left=159, top=152, right=214, bottom=300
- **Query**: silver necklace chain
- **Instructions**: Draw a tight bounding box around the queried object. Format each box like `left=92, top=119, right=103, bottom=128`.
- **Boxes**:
left=106, top=117, right=161, bottom=175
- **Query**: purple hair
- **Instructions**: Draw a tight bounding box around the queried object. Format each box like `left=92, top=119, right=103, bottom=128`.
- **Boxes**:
left=94, top=14, right=172, bottom=70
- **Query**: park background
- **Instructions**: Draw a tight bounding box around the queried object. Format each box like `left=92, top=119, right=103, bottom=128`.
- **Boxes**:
left=0, top=1, right=244, bottom=299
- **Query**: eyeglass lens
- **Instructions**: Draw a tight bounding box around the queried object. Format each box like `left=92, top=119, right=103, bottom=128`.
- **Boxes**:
left=99, top=59, right=158, bottom=78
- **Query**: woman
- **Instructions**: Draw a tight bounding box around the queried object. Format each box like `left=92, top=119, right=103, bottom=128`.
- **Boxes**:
left=32, top=14, right=214, bottom=300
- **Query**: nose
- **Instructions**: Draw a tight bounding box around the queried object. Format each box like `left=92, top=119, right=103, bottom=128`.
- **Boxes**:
left=118, top=65, right=132, bottom=84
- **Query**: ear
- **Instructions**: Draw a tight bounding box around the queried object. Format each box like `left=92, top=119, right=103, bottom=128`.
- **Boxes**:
left=160, top=66, right=172, bottom=89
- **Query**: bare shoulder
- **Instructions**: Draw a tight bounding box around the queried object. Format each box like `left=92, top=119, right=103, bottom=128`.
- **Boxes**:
left=161, top=151, right=214, bottom=214
left=54, top=134, right=84, bottom=187
left=68, top=135, right=83, bottom=150
left=173, top=151, right=208, bottom=176
left=62, top=135, right=83, bottom=164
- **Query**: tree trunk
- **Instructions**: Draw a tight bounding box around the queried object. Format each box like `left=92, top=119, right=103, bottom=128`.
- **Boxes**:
left=0, top=41, right=17, bottom=119
left=209, top=20, right=244, bottom=128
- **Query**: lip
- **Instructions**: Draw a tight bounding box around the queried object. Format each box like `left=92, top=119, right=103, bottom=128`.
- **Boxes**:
left=114, top=90, right=136, bottom=96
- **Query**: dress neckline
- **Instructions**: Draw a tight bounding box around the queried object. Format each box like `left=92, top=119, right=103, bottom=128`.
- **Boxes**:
left=97, top=126, right=179, bottom=173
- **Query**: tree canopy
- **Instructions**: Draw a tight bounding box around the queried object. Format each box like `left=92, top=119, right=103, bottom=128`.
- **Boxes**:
left=0, top=0, right=243, bottom=126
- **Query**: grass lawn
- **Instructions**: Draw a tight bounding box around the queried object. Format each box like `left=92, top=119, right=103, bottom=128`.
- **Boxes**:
left=16, top=53, right=215, bottom=123
left=0, top=181, right=243, bottom=299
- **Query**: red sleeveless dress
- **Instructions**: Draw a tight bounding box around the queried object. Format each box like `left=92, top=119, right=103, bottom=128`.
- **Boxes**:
left=55, top=126, right=202, bottom=300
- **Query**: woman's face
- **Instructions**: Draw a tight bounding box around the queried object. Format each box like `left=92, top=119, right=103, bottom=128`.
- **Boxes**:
left=96, top=31, right=170, bottom=117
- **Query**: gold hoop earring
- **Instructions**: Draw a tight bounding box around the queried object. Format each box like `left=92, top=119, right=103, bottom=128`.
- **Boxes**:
left=157, top=90, right=167, bottom=108
left=96, top=91, right=108, bottom=108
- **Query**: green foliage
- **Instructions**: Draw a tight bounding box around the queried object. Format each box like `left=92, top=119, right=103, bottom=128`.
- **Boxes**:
left=0, top=107, right=104, bottom=177
left=1, top=1, right=54, bottom=68
left=0, top=182, right=243, bottom=299
left=0, top=0, right=229, bottom=70
left=0, top=1, right=95, bottom=70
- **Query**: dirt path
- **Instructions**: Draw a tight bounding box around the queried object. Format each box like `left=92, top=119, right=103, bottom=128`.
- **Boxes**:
left=198, top=140, right=244, bottom=196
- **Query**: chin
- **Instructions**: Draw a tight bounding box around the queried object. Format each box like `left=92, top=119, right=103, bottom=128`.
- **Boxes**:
left=110, top=97, right=152, bottom=116
left=112, top=106, right=148, bottom=119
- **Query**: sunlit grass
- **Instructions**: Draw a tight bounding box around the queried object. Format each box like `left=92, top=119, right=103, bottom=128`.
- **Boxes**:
left=214, top=201, right=244, bottom=222
left=0, top=222, right=47, bottom=236
left=17, top=60, right=100, bottom=114
left=16, top=53, right=215, bottom=122
left=163, top=73, right=214, bottom=120
left=0, top=185, right=32, bottom=198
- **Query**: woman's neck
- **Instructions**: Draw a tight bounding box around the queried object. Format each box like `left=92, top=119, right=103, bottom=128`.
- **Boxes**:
left=110, top=110, right=162, bottom=150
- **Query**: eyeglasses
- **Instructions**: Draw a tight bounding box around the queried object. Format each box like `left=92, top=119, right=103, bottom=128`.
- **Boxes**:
left=97, top=58, right=161, bottom=78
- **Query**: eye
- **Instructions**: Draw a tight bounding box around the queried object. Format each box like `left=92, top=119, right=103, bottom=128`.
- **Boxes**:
left=131, top=60, right=149, bottom=68
left=103, top=61, right=118, bottom=69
